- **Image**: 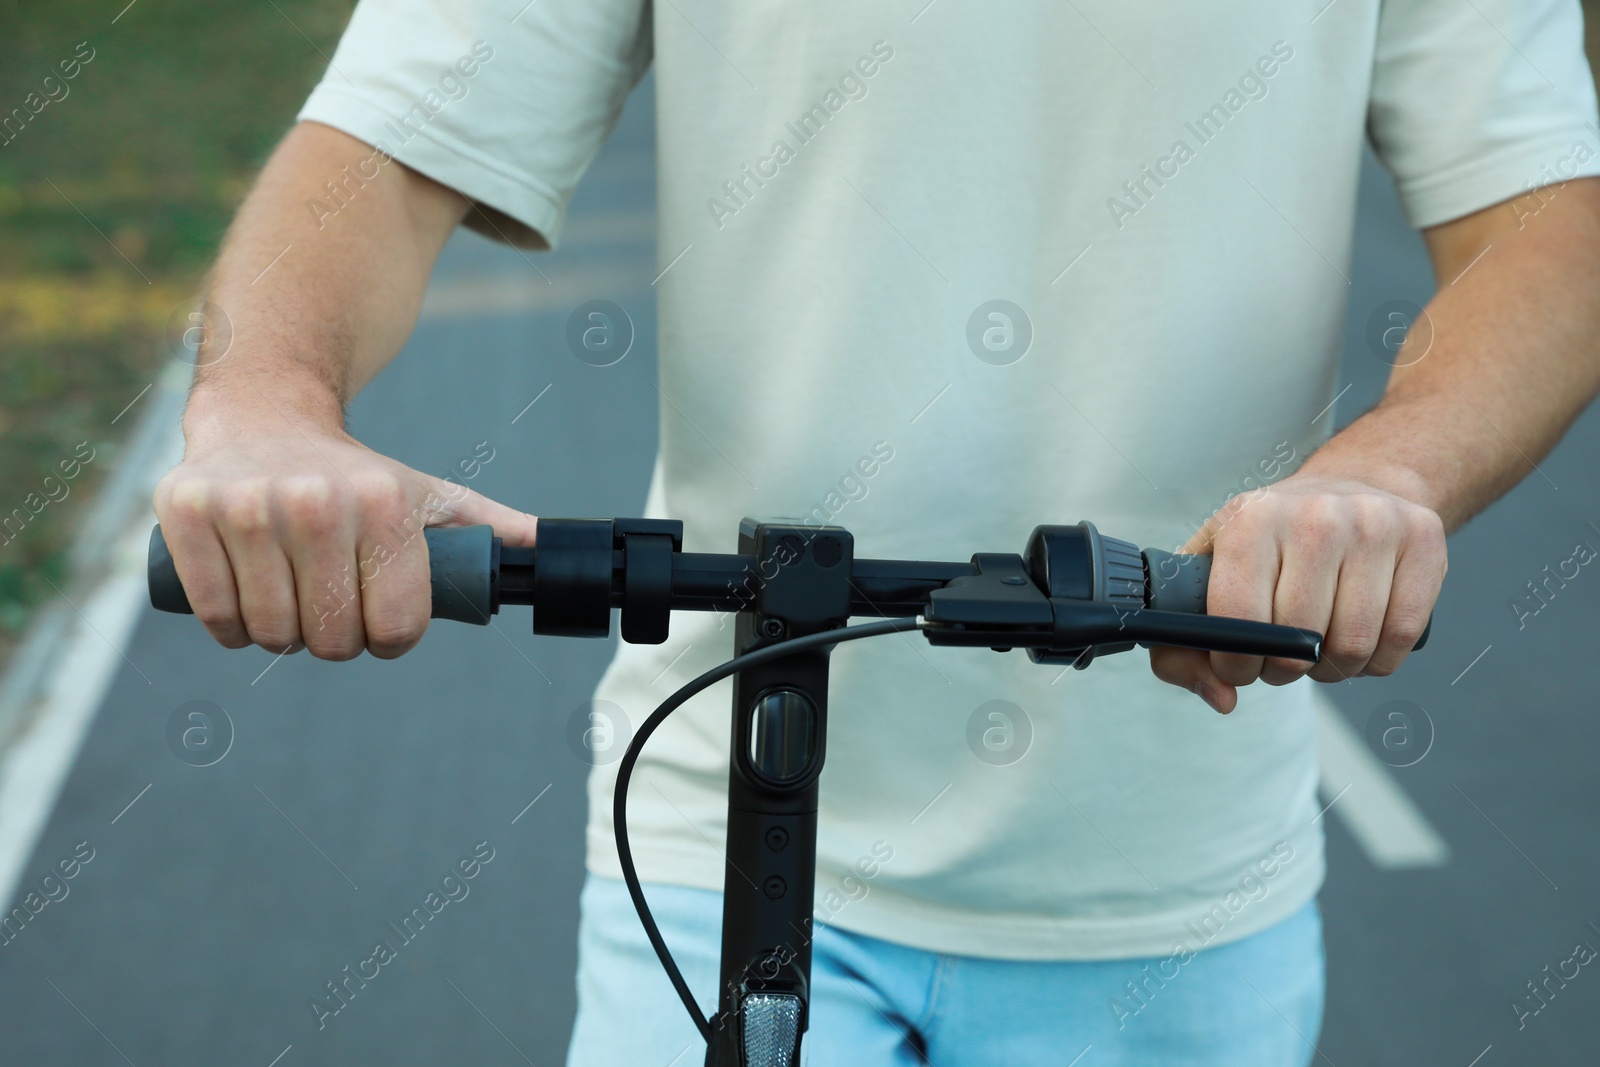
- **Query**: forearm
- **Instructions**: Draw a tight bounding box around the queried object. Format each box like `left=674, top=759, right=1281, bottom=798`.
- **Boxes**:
left=1300, top=178, right=1600, bottom=533
left=155, top=123, right=539, bottom=659
left=186, top=120, right=467, bottom=439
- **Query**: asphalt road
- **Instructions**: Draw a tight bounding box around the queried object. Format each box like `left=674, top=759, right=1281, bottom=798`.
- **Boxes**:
left=3, top=74, right=1599, bottom=1066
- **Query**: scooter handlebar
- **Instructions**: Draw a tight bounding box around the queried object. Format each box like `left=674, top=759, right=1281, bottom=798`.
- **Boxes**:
left=147, top=521, right=1429, bottom=652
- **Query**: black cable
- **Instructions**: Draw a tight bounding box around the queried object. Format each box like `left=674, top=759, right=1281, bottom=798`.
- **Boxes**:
left=612, top=616, right=923, bottom=1044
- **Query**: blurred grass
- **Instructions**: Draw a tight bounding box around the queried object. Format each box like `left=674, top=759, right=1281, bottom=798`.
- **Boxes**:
left=0, top=0, right=354, bottom=657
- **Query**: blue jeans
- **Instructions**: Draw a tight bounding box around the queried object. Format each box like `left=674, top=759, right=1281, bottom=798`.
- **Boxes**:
left=566, top=872, right=1325, bottom=1066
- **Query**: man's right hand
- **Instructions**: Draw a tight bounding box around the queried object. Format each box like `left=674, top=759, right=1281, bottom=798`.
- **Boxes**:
left=154, top=403, right=538, bottom=661
left=150, top=121, right=536, bottom=661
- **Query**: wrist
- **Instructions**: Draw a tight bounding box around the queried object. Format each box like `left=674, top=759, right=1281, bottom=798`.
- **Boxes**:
left=184, top=363, right=347, bottom=445
left=1298, top=450, right=1440, bottom=511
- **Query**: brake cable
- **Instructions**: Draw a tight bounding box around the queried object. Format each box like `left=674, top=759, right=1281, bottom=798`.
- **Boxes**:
left=612, top=617, right=923, bottom=1041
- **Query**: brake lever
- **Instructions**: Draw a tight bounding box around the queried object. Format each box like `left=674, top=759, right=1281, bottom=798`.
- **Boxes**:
left=1056, top=599, right=1322, bottom=662
left=920, top=598, right=1321, bottom=662
left=920, top=552, right=1322, bottom=665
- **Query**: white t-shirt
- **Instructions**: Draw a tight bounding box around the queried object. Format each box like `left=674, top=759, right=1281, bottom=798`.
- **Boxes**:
left=300, top=0, right=1600, bottom=959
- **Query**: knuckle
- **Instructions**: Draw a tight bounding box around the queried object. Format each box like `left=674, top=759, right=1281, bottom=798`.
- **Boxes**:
left=1406, top=507, right=1447, bottom=550
left=244, top=615, right=301, bottom=651
left=1262, top=657, right=1310, bottom=685
left=1309, top=662, right=1348, bottom=683
left=1296, top=495, right=1350, bottom=546
left=1348, top=495, right=1393, bottom=541
left=302, top=595, right=362, bottom=657
left=203, top=625, right=252, bottom=650
left=218, top=480, right=273, bottom=535
left=195, top=606, right=243, bottom=636
left=365, top=616, right=428, bottom=658
left=278, top=475, right=343, bottom=535
left=1326, top=624, right=1380, bottom=662
left=351, top=470, right=410, bottom=518
left=158, top=470, right=208, bottom=521
left=1383, top=611, right=1428, bottom=650
left=163, top=476, right=214, bottom=524
left=306, top=634, right=363, bottom=661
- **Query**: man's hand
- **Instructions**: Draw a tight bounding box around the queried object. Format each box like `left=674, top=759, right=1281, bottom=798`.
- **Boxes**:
left=154, top=402, right=538, bottom=661
left=152, top=121, right=540, bottom=661
left=1148, top=472, right=1446, bottom=713
left=1151, top=176, right=1600, bottom=713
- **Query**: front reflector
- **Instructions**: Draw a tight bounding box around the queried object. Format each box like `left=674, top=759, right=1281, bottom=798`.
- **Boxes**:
left=740, top=991, right=801, bottom=1067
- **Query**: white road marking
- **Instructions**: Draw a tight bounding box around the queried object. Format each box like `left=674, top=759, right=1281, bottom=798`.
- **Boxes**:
left=0, top=221, right=655, bottom=909
left=0, top=359, right=187, bottom=908
left=1313, top=695, right=1450, bottom=869
left=0, top=529, right=151, bottom=904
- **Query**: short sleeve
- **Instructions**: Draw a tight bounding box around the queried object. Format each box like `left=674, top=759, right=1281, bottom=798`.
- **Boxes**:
left=1368, top=0, right=1600, bottom=228
left=296, top=0, right=652, bottom=249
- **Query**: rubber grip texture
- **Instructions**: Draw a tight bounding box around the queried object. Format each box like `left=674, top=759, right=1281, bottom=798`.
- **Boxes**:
left=147, top=524, right=495, bottom=625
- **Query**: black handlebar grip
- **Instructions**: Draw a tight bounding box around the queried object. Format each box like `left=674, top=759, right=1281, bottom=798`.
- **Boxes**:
left=1142, top=548, right=1431, bottom=652
left=147, top=524, right=497, bottom=625
left=1142, top=548, right=1211, bottom=616
left=426, top=525, right=496, bottom=624
left=147, top=524, right=193, bottom=615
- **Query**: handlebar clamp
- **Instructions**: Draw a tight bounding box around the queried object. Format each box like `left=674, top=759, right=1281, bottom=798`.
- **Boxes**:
left=531, top=517, right=682, bottom=642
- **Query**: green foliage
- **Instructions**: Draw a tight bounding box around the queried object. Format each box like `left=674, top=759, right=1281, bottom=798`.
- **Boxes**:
left=0, top=0, right=355, bottom=653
